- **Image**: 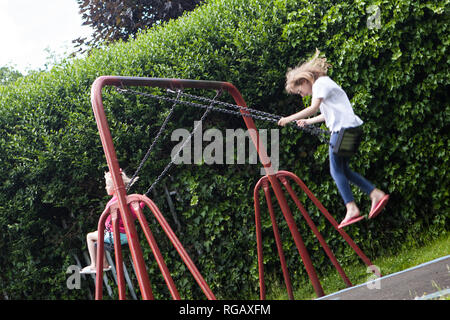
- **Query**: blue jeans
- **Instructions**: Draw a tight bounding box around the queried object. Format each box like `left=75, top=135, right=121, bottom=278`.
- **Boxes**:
left=329, top=132, right=375, bottom=205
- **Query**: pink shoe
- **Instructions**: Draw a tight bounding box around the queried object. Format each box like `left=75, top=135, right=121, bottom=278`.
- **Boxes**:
left=338, top=215, right=365, bottom=229
left=369, top=194, right=390, bottom=219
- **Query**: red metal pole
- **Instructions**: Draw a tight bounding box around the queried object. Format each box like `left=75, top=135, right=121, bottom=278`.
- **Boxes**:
left=95, top=207, right=109, bottom=300
left=111, top=207, right=129, bottom=299
left=262, top=181, right=295, bottom=300
left=140, top=195, right=216, bottom=300
left=280, top=176, right=352, bottom=288
left=253, top=180, right=265, bottom=300
left=91, top=77, right=154, bottom=300
left=130, top=196, right=180, bottom=300
left=271, top=189, right=325, bottom=297
left=279, top=171, right=376, bottom=272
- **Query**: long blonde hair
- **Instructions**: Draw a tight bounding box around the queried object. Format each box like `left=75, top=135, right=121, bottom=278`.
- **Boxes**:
left=104, top=170, right=138, bottom=189
left=285, top=49, right=332, bottom=94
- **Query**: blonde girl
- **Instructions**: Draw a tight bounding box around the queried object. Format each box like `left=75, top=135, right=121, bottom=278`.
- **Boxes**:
left=80, top=170, right=139, bottom=274
left=278, top=49, right=389, bottom=228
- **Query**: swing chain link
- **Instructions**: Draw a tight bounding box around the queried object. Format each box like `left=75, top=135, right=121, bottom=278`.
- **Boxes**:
left=166, top=89, right=331, bottom=142
left=115, top=85, right=330, bottom=194
left=126, top=89, right=182, bottom=192
left=142, top=89, right=222, bottom=196
left=116, top=86, right=330, bottom=142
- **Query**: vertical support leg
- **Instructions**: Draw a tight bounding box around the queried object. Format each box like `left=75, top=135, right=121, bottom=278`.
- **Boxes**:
left=262, top=182, right=295, bottom=300
left=280, top=177, right=352, bottom=287
left=111, top=207, right=129, bottom=300
left=283, top=171, right=376, bottom=273
left=132, top=201, right=180, bottom=300
left=270, top=184, right=325, bottom=297
left=95, top=208, right=109, bottom=300
left=141, top=195, right=216, bottom=300
left=253, top=184, right=266, bottom=300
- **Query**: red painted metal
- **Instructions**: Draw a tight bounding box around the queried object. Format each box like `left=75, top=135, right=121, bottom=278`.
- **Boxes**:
left=253, top=181, right=265, bottom=300
left=279, top=176, right=352, bottom=288
left=95, top=207, right=108, bottom=299
left=260, top=177, right=325, bottom=298
left=280, top=170, right=377, bottom=271
left=91, top=76, right=229, bottom=300
left=254, top=170, right=376, bottom=299
left=130, top=197, right=180, bottom=300
left=91, top=76, right=376, bottom=300
left=139, top=194, right=216, bottom=299
left=262, top=181, right=295, bottom=300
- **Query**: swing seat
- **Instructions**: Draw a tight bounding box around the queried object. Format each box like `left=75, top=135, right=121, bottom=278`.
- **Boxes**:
left=332, top=126, right=363, bottom=157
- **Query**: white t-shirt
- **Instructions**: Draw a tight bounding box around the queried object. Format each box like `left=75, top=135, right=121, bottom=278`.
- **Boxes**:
left=312, top=76, right=363, bottom=132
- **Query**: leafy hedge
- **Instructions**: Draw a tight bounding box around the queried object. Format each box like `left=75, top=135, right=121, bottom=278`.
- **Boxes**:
left=0, top=0, right=448, bottom=299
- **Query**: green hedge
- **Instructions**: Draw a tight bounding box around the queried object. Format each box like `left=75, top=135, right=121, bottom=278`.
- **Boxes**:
left=0, top=0, right=448, bottom=299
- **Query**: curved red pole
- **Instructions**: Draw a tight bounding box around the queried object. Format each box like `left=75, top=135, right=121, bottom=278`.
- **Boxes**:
left=140, top=195, right=216, bottom=300
left=91, top=77, right=154, bottom=300
left=278, top=171, right=376, bottom=273
left=262, top=181, right=295, bottom=300
left=271, top=191, right=325, bottom=297
left=253, top=179, right=265, bottom=300
left=129, top=196, right=180, bottom=300
left=279, top=176, right=352, bottom=288
left=95, top=207, right=109, bottom=300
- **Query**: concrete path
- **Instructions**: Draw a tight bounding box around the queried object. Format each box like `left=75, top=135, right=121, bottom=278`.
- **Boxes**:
left=317, top=255, right=450, bottom=300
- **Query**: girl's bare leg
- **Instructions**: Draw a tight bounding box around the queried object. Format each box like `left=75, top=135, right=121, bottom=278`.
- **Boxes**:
left=84, top=231, right=109, bottom=270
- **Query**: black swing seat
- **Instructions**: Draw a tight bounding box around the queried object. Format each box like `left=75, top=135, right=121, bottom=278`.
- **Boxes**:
left=332, top=126, right=363, bottom=157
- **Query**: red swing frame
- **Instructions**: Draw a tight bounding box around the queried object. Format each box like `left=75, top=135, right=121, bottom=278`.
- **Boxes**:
left=91, top=76, right=375, bottom=300
left=91, top=76, right=267, bottom=300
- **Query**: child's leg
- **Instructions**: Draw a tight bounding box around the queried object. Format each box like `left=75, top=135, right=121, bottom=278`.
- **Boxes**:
left=86, top=231, right=98, bottom=268
left=342, top=163, right=386, bottom=212
left=342, top=162, right=375, bottom=195
left=329, top=135, right=356, bottom=206
left=330, top=155, right=355, bottom=205
left=86, top=231, right=109, bottom=268
left=329, top=133, right=363, bottom=227
left=330, top=152, right=365, bottom=226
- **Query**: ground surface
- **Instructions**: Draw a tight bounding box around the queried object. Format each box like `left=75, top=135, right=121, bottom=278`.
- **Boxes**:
left=317, top=255, right=450, bottom=300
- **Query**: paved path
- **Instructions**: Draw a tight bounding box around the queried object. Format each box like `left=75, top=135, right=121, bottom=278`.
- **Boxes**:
left=317, top=255, right=450, bottom=300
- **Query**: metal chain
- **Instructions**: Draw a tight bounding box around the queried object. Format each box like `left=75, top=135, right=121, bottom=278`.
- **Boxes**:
left=143, top=89, right=222, bottom=196
left=166, top=88, right=281, bottom=120
left=126, top=89, right=182, bottom=192
left=165, top=89, right=330, bottom=142
left=116, top=87, right=330, bottom=143
left=115, top=86, right=331, bottom=194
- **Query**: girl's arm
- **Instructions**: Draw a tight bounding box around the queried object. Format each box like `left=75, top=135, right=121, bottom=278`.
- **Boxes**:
left=278, top=97, right=322, bottom=126
left=297, top=113, right=325, bottom=127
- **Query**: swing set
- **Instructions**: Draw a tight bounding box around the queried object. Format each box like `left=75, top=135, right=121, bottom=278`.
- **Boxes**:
left=90, top=76, right=375, bottom=300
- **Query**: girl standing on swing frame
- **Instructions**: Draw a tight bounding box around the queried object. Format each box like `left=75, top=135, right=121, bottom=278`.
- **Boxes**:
left=278, top=49, right=389, bottom=228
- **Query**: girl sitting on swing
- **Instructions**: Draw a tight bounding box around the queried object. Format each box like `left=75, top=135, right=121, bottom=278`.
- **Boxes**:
left=80, top=170, right=141, bottom=274
left=278, top=49, right=389, bottom=228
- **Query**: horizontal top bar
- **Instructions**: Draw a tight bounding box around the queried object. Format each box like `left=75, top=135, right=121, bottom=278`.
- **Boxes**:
left=92, top=75, right=236, bottom=92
